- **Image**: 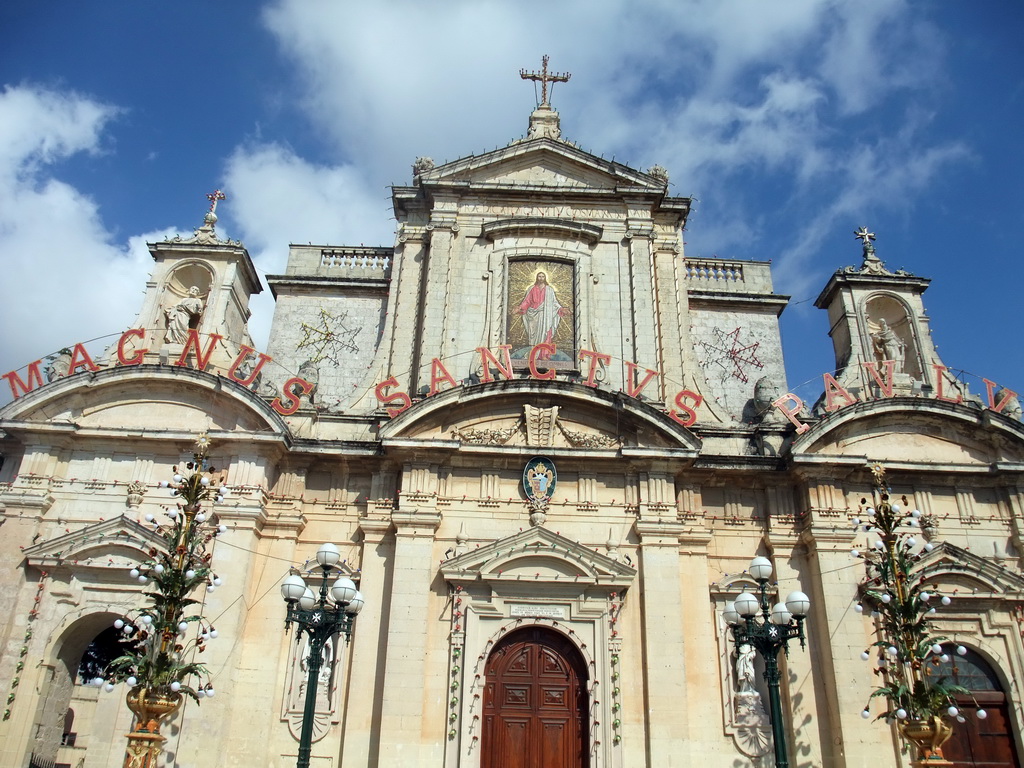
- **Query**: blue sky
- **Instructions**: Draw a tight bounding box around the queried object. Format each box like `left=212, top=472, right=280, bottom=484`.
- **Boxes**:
left=1, top=1, right=1022, bottom=405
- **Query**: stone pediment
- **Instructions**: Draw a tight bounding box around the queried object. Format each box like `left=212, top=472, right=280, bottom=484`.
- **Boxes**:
left=379, top=381, right=701, bottom=457
left=913, top=542, right=1024, bottom=599
left=790, top=399, right=1024, bottom=467
left=418, top=139, right=667, bottom=194
left=441, top=525, right=636, bottom=591
left=0, top=365, right=289, bottom=439
left=22, top=515, right=164, bottom=573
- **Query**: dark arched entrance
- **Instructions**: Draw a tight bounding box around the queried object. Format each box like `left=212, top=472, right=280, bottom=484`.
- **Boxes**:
left=482, top=626, right=589, bottom=768
left=939, top=647, right=1021, bottom=767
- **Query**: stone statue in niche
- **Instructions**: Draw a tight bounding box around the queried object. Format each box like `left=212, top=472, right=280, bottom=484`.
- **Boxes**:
left=870, top=318, right=905, bottom=371
left=735, top=643, right=757, bottom=692
left=163, top=286, right=204, bottom=344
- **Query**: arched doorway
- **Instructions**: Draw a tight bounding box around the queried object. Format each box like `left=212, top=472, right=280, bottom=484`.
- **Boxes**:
left=482, top=626, right=589, bottom=768
left=938, top=647, right=1021, bottom=767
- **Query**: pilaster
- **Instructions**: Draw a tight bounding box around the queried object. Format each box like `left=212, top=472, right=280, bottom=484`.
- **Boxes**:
left=634, top=518, right=689, bottom=766
left=374, top=506, right=442, bottom=767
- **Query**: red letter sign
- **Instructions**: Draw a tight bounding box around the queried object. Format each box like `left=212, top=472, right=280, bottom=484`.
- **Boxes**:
left=374, top=376, right=412, bottom=418
left=822, top=373, right=858, bottom=411
left=983, top=378, right=1018, bottom=415
left=578, top=349, right=612, bottom=388
left=429, top=358, right=458, bottom=396
left=624, top=360, right=659, bottom=399
left=227, top=346, right=273, bottom=386
left=667, top=389, right=703, bottom=427
left=2, top=361, right=44, bottom=399
left=272, top=377, right=315, bottom=416
left=117, top=329, right=148, bottom=366
left=772, top=393, right=810, bottom=434
left=477, top=345, right=514, bottom=383
left=174, top=330, right=224, bottom=371
left=528, top=344, right=557, bottom=381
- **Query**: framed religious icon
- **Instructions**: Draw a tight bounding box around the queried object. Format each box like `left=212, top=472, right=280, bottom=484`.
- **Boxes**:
left=506, top=260, right=575, bottom=369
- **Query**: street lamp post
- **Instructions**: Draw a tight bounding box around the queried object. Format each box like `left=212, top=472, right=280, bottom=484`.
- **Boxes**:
left=723, top=556, right=811, bottom=768
left=280, top=543, right=365, bottom=768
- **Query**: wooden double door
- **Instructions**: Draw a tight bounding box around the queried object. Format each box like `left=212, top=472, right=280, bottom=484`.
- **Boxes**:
left=939, top=647, right=1020, bottom=767
left=482, top=627, right=589, bottom=768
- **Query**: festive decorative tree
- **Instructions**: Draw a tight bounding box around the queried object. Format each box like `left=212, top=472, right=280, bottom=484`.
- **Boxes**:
left=98, top=434, right=229, bottom=768
left=853, top=464, right=982, bottom=766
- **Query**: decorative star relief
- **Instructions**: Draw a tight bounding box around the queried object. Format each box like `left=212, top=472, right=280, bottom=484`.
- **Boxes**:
left=296, top=308, right=361, bottom=365
left=699, top=327, right=765, bottom=384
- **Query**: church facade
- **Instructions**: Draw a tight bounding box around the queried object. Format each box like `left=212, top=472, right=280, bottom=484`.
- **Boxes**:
left=1, top=93, right=1023, bottom=768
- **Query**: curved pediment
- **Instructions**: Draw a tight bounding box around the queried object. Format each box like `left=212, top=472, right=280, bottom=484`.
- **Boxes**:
left=0, top=365, right=290, bottom=438
left=790, top=398, right=1024, bottom=467
left=379, top=380, right=701, bottom=457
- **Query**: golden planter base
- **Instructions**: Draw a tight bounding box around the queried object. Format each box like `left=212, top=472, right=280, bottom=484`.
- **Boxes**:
left=898, top=715, right=954, bottom=767
left=123, top=686, right=183, bottom=768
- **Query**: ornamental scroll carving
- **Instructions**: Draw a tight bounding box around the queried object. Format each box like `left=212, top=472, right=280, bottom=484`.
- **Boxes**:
left=450, top=405, right=620, bottom=449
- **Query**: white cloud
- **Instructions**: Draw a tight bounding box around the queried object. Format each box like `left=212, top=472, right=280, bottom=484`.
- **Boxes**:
left=256, top=0, right=961, bottom=288
left=0, top=85, right=157, bottom=382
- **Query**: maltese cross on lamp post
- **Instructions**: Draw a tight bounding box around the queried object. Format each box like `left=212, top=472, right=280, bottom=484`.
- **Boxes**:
left=723, top=556, right=811, bottom=768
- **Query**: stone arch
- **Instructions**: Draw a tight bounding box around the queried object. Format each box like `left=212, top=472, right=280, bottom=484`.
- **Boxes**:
left=862, top=291, right=921, bottom=380
left=165, top=260, right=215, bottom=301
left=30, top=610, right=122, bottom=765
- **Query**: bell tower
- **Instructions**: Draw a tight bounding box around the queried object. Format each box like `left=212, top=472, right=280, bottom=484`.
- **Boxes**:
left=814, top=228, right=947, bottom=398
left=125, top=191, right=262, bottom=365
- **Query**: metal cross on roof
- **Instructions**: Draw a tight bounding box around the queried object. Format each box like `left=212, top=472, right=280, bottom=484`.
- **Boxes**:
left=854, top=226, right=876, bottom=246
left=520, top=55, right=571, bottom=107
left=206, top=189, right=226, bottom=213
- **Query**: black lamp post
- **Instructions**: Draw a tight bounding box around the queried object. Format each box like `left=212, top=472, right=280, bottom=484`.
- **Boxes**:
left=280, top=543, right=364, bottom=768
left=723, top=556, right=810, bottom=768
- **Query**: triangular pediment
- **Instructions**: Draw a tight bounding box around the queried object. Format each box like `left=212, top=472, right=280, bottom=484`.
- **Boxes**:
left=419, top=139, right=665, bottom=193
left=441, top=525, right=636, bottom=589
left=22, top=515, right=165, bottom=572
left=913, top=541, right=1024, bottom=599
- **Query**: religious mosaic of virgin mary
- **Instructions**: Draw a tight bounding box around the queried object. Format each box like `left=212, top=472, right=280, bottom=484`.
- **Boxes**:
left=506, top=260, right=575, bottom=367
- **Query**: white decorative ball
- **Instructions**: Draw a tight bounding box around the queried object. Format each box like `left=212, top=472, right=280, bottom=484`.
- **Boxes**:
left=957, top=646, right=968, bottom=656
left=977, top=709, right=987, bottom=719
left=948, top=706, right=959, bottom=717
left=941, top=596, right=952, bottom=606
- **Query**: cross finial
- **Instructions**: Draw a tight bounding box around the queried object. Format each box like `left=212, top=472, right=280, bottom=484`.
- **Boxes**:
left=854, top=226, right=876, bottom=247
left=520, top=55, right=571, bottom=107
left=206, top=189, right=226, bottom=214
